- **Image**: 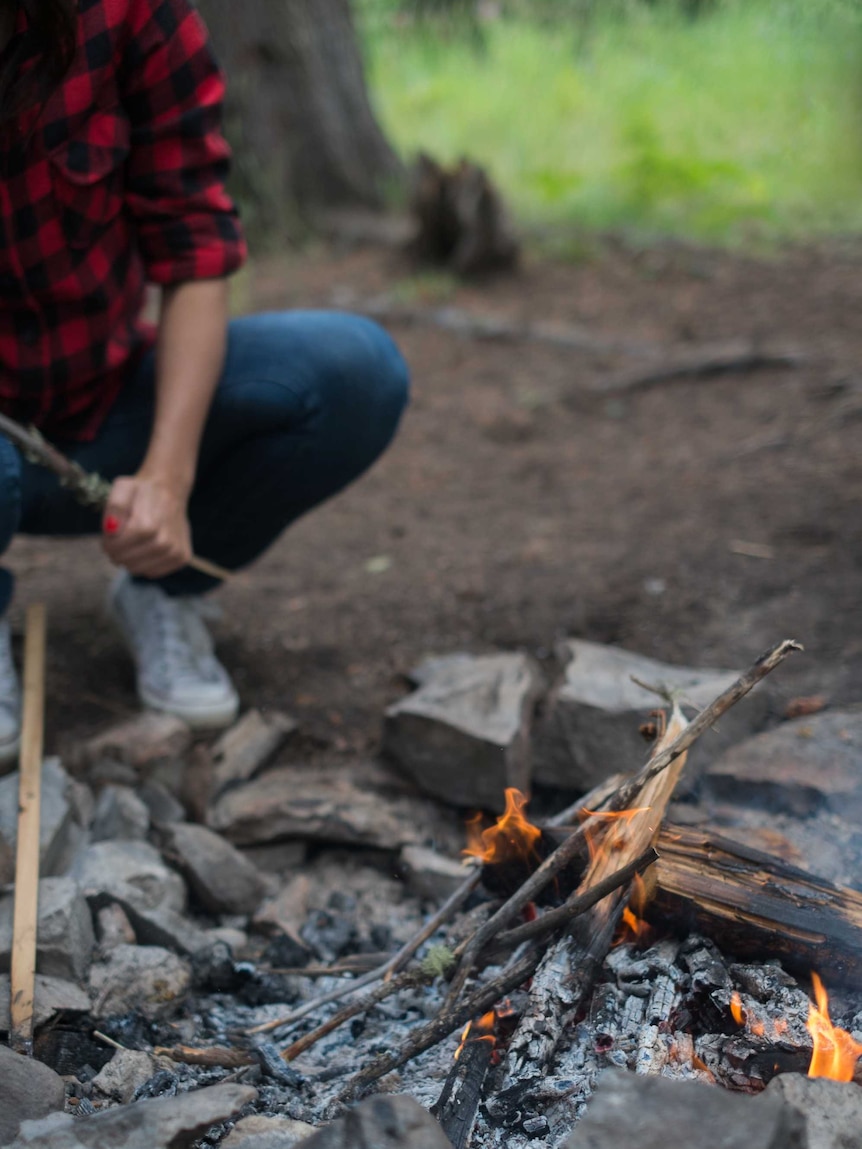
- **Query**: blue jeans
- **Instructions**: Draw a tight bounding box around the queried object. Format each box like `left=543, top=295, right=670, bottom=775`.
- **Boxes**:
left=0, top=312, right=409, bottom=614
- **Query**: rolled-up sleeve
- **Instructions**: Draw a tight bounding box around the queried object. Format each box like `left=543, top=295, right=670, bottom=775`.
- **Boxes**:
left=121, top=0, right=247, bottom=284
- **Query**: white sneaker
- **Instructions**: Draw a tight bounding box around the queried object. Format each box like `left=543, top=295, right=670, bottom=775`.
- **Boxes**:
left=0, top=619, right=20, bottom=766
left=109, top=573, right=239, bottom=731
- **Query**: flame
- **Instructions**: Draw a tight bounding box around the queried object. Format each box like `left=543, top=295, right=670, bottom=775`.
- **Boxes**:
left=580, top=805, right=652, bottom=865
left=454, top=1010, right=497, bottom=1061
left=730, top=992, right=744, bottom=1025
left=463, top=788, right=542, bottom=864
left=614, top=873, right=653, bottom=945
left=807, top=973, right=862, bottom=1082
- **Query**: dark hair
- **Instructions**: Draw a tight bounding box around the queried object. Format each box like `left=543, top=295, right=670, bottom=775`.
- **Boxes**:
left=0, top=0, right=77, bottom=126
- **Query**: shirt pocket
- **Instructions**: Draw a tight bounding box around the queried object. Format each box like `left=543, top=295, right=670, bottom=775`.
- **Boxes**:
left=48, top=108, right=131, bottom=250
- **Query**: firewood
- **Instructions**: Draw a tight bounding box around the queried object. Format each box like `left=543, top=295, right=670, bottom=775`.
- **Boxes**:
left=650, top=825, right=862, bottom=987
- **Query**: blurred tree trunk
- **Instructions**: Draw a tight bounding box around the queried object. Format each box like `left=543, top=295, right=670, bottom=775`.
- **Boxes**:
left=198, top=0, right=403, bottom=236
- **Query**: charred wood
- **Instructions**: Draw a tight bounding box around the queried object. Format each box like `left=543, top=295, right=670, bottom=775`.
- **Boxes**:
left=651, top=825, right=862, bottom=987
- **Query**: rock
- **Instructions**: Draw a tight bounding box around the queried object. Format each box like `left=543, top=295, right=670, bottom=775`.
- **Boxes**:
left=383, top=652, right=543, bottom=811
left=703, top=709, right=862, bottom=820
left=240, top=841, right=307, bottom=874
left=562, top=1068, right=805, bottom=1149
left=533, top=641, right=771, bottom=791
left=765, top=1073, right=862, bottom=1149
left=120, top=904, right=213, bottom=958
left=206, top=926, right=248, bottom=953
left=89, top=944, right=192, bottom=1019
left=0, top=1045, right=67, bottom=1146
left=69, top=712, right=192, bottom=775
left=70, top=840, right=186, bottom=914
left=162, top=822, right=266, bottom=916
left=10, top=1083, right=257, bottom=1149
left=210, top=760, right=459, bottom=852
left=223, top=1115, right=316, bottom=1149
left=91, top=1049, right=156, bottom=1104
left=136, top=780, right=187, bottom=828
left=0, top=877, right=95, bottom=982
left=0, top=760, right=80, bottom=886
left=295, top=1095, right=453, bottom=1149
left=210, top=709, right=297, bottom=800
left=91, top=785, right=150, bottom=842
left=0, top=974, right=90, bottom=1030
left=95, top=903, right=137, bottom=951
left=252, top=874, right=310, bottom=939
left=399, top=845, right=467, bottom=901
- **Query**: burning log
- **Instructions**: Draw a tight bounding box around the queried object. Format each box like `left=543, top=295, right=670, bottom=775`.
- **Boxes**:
left=433, top=1011, right=498, bottom=1149
left=649, top=825, right=862, bottom=988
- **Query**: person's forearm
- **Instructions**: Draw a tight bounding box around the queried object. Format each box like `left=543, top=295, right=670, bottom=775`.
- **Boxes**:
left=138, top=278, right=230, bottom=499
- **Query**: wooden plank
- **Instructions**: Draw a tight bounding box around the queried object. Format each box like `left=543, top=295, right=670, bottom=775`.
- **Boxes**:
left=9, top=604, right=47, bottom=1054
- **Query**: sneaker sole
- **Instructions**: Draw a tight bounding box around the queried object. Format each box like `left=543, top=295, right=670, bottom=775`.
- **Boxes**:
left=138, top=685, right=240, bottom=731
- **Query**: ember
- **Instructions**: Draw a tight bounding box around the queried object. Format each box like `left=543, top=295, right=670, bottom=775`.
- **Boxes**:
left=806, top=972, right=862, bottom=1082
left=463, top=787, right=542, bottom=865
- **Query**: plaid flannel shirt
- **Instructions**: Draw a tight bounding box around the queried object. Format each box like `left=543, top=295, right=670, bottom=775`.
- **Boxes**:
left=0, top=0, right=247, bottom=441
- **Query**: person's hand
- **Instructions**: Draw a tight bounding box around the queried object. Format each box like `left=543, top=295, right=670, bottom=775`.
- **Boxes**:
left=101, top=474, right=192, bottom=578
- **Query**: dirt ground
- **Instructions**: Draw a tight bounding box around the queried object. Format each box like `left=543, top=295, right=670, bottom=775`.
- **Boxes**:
left=10, top=238, right=862, bottom=774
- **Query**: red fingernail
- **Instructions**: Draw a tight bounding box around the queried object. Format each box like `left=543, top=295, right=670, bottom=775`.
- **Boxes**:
left=104, top=515, right=120, bottom=535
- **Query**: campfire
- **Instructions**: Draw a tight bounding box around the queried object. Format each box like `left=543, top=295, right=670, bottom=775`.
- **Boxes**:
left=5, top=636, right=862, bottom=1149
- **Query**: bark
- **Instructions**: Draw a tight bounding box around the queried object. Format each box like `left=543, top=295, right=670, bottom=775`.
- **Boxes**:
left=651, top=825, right=862, bottom=987
left=197, top=0, right=403, bottom=233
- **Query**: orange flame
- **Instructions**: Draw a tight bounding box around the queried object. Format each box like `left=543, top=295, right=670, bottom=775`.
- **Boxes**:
left=730, top=992, right=744, bottom=1025
left=614, top=873, right=653, bottom=945
left=807, top=973, right=862, bottom=1082
left=463, top=788, right=542, bottom=865
left=454, top=1010, right=497, bottom=1061
left=580, top=805, right=652, bottom=864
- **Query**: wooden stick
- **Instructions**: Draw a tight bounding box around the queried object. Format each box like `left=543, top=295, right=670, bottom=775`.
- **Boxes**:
left=9, top=604, right=47, bottom=1054
left=0, top=414, right=233, bottom=583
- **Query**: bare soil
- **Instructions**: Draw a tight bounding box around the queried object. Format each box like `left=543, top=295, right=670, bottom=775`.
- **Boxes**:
left=10, top=238, right=862, bottom=772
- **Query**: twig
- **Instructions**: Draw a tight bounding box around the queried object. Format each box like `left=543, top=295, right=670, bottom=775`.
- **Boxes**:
left=588, top=342, right=806, bottom=397
left=154, top=1045, right=256, bottom=1069
left=9, top=604, right=46, bottom=1055
left=93, top=1031, right=127, bottom=1052
left=484, top=846, right=658, bottom=959
left=281, top=970, right=425, bottom=1062
left=338, top=945, right=541, bottom=1104
left=0, top=413, right=234, bottom=583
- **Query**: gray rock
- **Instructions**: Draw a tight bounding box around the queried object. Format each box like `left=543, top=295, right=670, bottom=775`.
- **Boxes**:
left=399, top=845, right=468, bottom=901
left=222, top=1115, right=316, bottom=1149
left=0, top=974, right=90, bottom=1031
left=0, top=877, right=95, bottom=982
left=137, top=780, right=187, bottom=828
left=163, top=822, right=266, bottom=916
left=69, top=840, right=186, bottom=914
left=534, top=641, right=770, bottom=790
left=91, top=785, right=150, bottom=842
left=765, top=1073, right=862, bottom=1149
left=95, top=902, right=137, bottom=951
left=89, top=944, right=191, bottom=1019
left=295, top=1095, right=453, bottom=1149
left=0, top=1045, right=67, bottom=1146
left=91, top=1049, right=156, bottom=1104
left=563, top=1068, right=805, bottom=1149
left=69, top=712, right=192, bottom=774
left=384, top=652, right=543, bottom=811
left=703, top=708, right=862, bottom=819
left=239, top=841, right=307, bottom=874
left=210, top=709, right=297, bottom=800
left=0, top=760, right=79, bottom=886
left=10, top=1083, right=257, bottom=1149
left=118, top=903, right=212, bottom=958
left=210, top=760, right=459, bottom=852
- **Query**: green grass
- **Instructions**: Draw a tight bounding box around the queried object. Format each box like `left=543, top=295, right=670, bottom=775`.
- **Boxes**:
left=357, top=1, right=862, bottom=245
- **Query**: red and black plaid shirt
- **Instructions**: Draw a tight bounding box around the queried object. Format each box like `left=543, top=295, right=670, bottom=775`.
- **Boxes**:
left=0, top=0, right=246, bottom=441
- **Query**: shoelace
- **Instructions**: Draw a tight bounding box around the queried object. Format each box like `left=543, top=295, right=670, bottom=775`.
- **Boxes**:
left=143, top=592, right=220, bottom=686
